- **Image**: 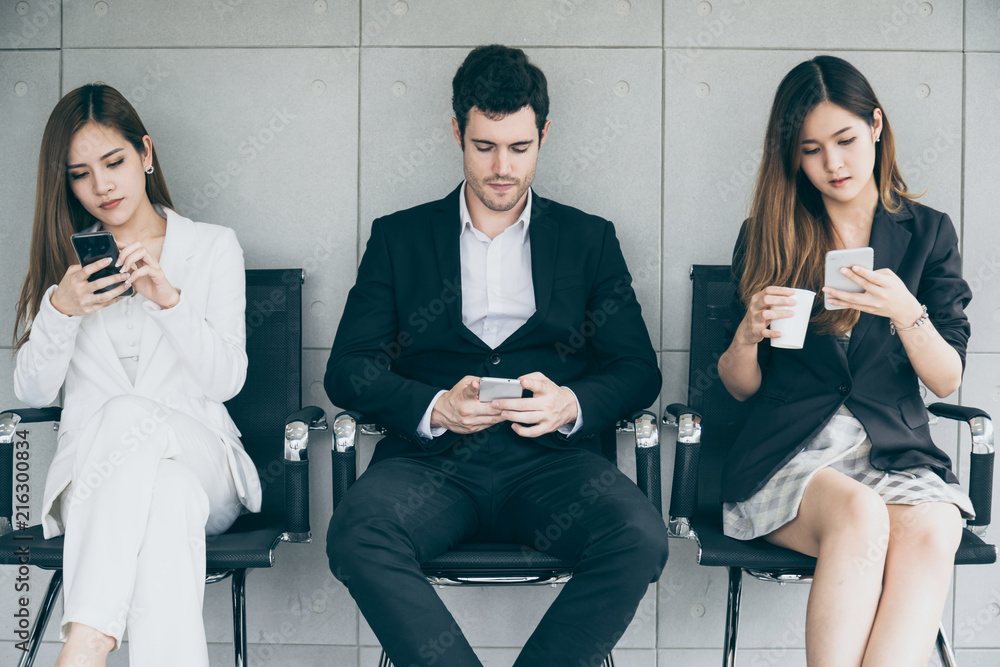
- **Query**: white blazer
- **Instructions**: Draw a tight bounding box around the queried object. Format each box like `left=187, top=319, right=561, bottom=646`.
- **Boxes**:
left=14, top=208, right=263, bottom=539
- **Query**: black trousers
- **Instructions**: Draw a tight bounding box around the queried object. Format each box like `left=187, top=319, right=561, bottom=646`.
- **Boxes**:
left=327, top=426, right=670, bottom=667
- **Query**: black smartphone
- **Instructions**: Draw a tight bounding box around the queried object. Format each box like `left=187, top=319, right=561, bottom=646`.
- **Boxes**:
left=70, top=231, right=133, bottom=297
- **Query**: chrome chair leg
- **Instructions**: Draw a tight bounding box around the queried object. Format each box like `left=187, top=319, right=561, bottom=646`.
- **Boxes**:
left=936, top=621, right=957, bottom=667
left=604, top=653, right=615, bottom=666
left=17, top=570, right=62, bottom=667
left=378, top=649, right=392, bottom=666
left=723, top=567, right=742, bottom=667
left=232, top=569, right=248, bottom=667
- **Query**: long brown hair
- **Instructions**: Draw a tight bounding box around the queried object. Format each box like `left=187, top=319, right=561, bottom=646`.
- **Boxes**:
left=739, top=55, right=914, bottom=334
left=13, top=84, right=173, bottom=350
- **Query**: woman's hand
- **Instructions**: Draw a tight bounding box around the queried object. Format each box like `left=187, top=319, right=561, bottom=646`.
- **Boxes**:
left=736, top=286, right=798, bottom=346
left=822, top=265, right=923, bottom=327
left=50, top=258, right=133, bottom=316
left=116, top=241, right=180, bottom=309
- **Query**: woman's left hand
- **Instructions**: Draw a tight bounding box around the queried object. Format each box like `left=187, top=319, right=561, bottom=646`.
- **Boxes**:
left=116, top=241, right=180, bottom=309
left=822, top=265, right=923, bottom=326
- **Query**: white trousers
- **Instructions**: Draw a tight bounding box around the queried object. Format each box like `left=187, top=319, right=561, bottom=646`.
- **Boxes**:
left=58, top=395, right=241, bottom=667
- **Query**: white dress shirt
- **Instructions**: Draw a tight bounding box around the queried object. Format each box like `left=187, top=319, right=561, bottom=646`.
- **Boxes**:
left=417, top=183, right=583, bottom=440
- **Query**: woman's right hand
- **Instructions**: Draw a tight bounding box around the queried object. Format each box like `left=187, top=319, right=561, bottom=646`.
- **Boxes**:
left=736, top=286, right=798, bottom=346
left=50, top=258, right=132, bottom=316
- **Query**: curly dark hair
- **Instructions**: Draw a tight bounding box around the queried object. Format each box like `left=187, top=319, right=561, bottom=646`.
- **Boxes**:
left=451, top=44, right=549, bottom=142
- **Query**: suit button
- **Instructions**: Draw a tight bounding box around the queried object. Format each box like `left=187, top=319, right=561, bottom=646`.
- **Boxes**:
left=489, top=353, right=501, bottom=365
left=839, top=384, right=851, bottom=395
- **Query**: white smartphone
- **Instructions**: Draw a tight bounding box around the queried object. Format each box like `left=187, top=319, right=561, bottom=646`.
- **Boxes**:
left=824, top=247, right=874, bottom=310
left=479, top=377, right=523, bottom=403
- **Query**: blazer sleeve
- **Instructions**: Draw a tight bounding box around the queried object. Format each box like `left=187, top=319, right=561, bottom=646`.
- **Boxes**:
left=142, top=227, right=248, bottom=402
left=562, top=221, right=661, bottom=439
left=918, top=211, right=972, bottom=369
left=13, top=286, right=82, bottom=408
left=325, top=218, right=442, bottom=440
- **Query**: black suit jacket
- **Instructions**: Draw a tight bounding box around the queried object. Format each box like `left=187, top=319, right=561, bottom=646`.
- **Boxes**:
left=326, top=185, right=661, bottom=461
left=722, top=200, right=972, bottom=502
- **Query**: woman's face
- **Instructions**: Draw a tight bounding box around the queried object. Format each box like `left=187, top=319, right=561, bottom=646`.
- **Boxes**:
left=67, top=122, right=153, bottom=229
left=797, top=100, right=882, bottom=208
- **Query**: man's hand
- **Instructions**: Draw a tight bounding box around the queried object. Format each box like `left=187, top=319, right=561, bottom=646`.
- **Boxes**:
left=493, top=372, right=578, bottom=438
left=430, top=376, right=504, bottom=434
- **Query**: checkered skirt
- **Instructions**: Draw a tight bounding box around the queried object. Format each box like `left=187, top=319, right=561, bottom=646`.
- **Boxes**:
left=723, top=404, right=975, bottom=541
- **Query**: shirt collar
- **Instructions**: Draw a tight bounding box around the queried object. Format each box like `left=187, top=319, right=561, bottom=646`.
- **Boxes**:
left=458, top=180, right=532, bottom=244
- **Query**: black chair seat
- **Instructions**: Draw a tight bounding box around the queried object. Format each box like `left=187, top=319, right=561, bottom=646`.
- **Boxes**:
left=0, top=520, right=287, bottom=572
left=420, top=543, right=574, bottom=580
left=691, top=513, right=996, bottom=571
left=0, top=526, right=63, bottom=569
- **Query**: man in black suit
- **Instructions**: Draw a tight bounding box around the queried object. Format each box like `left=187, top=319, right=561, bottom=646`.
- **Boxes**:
left=325, top=44, right=668, bottom=667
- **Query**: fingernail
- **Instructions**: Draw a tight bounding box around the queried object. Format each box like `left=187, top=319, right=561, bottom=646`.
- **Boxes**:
left=104, top=257, right=113, bottom=265
left=492, top=401, right=499, bottom=408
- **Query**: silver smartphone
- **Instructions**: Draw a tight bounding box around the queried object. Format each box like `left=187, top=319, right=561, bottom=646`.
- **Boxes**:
left=479, top=377, right=523, bottom=402
left=824, top=247, right=874, bottom=310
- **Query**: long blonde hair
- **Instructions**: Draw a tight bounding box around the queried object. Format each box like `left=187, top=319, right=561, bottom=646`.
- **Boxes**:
left=740, top=56, right=914, bottom=334
left=13, top=84, right=173, bottom=350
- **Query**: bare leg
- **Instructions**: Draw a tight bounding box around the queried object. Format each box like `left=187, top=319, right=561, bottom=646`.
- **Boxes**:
left=764, top=468, right=890, bottom=667
left=861, top=502, right=962, bottom=667
left=55, top=622, right=114, bottom=667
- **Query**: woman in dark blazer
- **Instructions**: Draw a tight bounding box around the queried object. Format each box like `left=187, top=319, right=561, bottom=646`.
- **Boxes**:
left=717, top=56, right=973, bottom=666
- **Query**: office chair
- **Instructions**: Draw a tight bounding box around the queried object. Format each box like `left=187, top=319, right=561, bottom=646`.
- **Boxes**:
left=0, top=268, right=326, bottom=667
left=331, top=410, right=663, bottom=667
left=662, top=264, right=996, bottom=667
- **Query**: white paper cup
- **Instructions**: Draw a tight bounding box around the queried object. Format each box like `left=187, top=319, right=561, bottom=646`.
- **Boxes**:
left=769, top=289, right=816, bottom=349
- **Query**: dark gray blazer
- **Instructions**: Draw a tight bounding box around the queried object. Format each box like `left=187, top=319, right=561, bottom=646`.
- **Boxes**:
left=722, top=199, right=972, bottom=502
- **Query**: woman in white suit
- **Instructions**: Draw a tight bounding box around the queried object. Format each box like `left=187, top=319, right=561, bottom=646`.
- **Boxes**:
left=12, top=84, right=262, bottom=667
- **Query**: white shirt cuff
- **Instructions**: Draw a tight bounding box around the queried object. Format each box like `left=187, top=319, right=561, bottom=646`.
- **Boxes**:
left=417, top=390, right=449, bottom=440
left=557, top=388, right=583, bottom=437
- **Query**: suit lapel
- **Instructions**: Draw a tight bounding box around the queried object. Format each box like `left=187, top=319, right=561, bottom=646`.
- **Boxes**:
left=135, top=209, right=196, bottom=384
left=498, top=192, right=557, bottom=349
left=430, top=187, right=488, bottom=350
left=848, top=202, right=913, bottom=358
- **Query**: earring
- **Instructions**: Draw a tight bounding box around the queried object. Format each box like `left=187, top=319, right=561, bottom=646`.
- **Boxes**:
left=875, top=135, right=881, bottom=143
left=145, top=165, right=155, bottom=175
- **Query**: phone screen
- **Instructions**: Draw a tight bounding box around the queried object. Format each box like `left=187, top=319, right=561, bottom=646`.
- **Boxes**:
left=71, top=232, right=132, bottom=296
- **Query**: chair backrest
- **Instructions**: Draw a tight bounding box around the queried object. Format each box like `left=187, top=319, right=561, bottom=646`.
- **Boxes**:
left=224, top=269, right=303, bottom=524
left=687, top=265, right=755, bottom=516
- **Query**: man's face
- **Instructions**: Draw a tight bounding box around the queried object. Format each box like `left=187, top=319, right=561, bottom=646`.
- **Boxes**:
left=453, top=106, right=549, bottom=213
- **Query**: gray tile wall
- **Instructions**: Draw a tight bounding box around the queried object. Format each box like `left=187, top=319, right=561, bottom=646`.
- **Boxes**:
left=1, top=1, right=997, bottom=665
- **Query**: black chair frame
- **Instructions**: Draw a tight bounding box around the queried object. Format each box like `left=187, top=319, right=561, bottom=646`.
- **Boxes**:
left=0, top=268, right=326, bottom=667
left=331, top=410, right=664, bottom=667
left=662, top=264, right=996, bottom=667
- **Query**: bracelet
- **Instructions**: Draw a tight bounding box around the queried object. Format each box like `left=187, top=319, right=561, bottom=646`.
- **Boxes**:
left=890, top=304, right=928, bottom=335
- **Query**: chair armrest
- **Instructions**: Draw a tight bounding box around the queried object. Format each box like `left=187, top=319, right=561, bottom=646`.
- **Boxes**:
left=331, top=411, right=363, bottom=512
left=927, top=403, right=990, bottom=424
left=662, top=404, right=702, bottom=538
left=621, top=411, right=661, bottom=515
left=929, top=403, right=993, bottom=533
left=282, top=405, right=327, bottom=543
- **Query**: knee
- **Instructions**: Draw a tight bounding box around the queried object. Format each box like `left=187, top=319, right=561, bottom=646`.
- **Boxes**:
left=888, top=504, right=963, bottom=564
left=601, top=506, right=670, bottom=580
left=326, top=509, right=403, bottom=583
left=90, top=396, right=171, bottom=451
left=96, top=395, right=163, bottom=421
left=830, top=485, right=890, bottom=541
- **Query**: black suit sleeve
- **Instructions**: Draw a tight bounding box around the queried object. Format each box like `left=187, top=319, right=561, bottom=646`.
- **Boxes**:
left=919, top=211, right=972, bottom=369
left=562, top=221, right=661, bottom=440
left=325, top=219, right=441, bottom=442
